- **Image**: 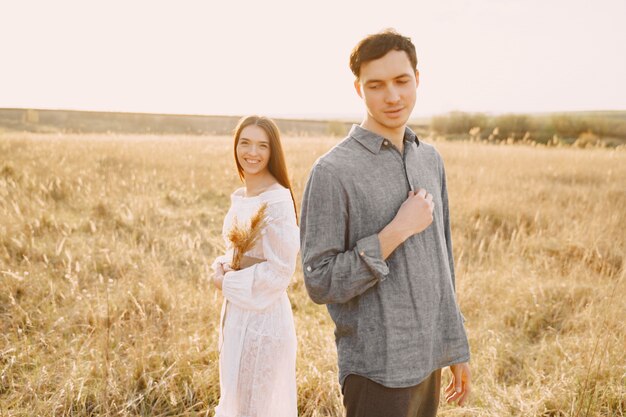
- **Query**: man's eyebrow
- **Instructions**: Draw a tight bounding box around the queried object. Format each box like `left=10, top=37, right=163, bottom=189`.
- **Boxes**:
left=364, top=73, right=412, bottom=84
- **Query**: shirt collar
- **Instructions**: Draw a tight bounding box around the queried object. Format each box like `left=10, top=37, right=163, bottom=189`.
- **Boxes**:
left=349, top=124, right=419, bottom=155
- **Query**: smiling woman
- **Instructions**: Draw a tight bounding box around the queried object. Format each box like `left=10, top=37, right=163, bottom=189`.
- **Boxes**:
left=232, top=116, right=298, bottom=218
left=210, top=115, right=300, bottom=417
left=236, top=125, right=272, bottom=178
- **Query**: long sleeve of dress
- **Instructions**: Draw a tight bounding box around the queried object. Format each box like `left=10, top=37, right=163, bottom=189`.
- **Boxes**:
left=221, top=200, right=300, bottom=311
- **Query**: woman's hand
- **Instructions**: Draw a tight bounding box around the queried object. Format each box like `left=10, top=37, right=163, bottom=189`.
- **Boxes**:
left=212, top=262, right=230, bottom=290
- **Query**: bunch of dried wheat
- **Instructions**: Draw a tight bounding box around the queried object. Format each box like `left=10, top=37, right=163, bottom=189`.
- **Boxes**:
left=227, top=202, right=268, bottom=270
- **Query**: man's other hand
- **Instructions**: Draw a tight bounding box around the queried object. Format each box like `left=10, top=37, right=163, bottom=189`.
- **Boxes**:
left=445, top=362, right=471, bottom=406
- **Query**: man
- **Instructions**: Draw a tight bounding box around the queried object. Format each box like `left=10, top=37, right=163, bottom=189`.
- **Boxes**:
left=300, top=29, right=471, bottom=417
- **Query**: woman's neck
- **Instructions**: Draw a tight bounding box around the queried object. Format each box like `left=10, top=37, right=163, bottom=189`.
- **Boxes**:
left=243, top=171, right=278, bottom=197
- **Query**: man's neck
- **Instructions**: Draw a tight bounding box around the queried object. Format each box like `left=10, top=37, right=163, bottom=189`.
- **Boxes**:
left=360, top=118, right=406, bottom=151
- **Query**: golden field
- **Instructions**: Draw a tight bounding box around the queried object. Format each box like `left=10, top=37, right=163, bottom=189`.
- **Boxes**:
left=1, top=133, right=625, bottom=416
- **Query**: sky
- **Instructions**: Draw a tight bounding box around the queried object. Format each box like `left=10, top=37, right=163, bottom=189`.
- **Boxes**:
left=1, top=0, right=625, bottom=119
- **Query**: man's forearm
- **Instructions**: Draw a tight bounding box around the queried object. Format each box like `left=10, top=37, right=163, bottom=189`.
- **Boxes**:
left=378, top=220, right=409, bottom=260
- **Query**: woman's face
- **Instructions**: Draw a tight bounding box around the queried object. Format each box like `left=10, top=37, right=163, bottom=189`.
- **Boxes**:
left=236, top=125, right=271, bottom=177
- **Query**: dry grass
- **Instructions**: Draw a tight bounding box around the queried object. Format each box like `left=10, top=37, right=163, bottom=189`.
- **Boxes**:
left=1, top=133, right=624, bottom=416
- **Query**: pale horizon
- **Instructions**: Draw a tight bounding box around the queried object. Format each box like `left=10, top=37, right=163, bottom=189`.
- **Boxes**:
left=2, top=0, right=625, bottom=119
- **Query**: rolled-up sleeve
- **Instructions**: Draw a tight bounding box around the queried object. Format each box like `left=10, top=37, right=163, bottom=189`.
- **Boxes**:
left=300, top=163, right=389, bottom=305
left=355, top=234, right=390, bottom=281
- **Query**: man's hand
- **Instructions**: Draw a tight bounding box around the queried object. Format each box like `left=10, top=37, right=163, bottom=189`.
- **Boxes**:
left=394, top=188, right=434, bottom=237
left=378, top=188, right=434, bottom=259
left=445, top=362, right=471, bottom=406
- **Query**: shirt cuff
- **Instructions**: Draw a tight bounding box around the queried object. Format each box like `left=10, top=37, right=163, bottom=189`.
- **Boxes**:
left=356, top=234, right=390, bottom=282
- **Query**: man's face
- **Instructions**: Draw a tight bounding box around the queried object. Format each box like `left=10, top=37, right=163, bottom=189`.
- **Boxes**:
left=355, top=49, right=419, bottom=132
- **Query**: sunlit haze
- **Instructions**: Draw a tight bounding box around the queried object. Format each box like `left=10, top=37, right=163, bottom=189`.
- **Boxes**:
left=2, top=0, right=625, bottom=119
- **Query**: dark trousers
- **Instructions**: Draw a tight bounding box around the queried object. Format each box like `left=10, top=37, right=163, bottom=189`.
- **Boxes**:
left=343, top=370, right=441, bottom=417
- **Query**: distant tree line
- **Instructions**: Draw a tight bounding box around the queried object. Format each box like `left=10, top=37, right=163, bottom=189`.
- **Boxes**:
left=430, top=111, right=626, bottom=145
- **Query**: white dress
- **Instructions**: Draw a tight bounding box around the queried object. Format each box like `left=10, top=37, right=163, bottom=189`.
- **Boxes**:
left=211, top=187, right=299, bottom=417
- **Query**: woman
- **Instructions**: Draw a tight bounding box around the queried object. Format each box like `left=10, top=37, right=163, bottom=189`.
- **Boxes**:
left=211, top=115, right=299, bottom=417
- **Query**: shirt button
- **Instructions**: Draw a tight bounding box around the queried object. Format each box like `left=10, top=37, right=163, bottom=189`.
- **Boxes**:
left=359, top=251, right=365, bottom=256
left=383, top=140, right=388, bottom=146
left=306, top=265, right=312, bottom=272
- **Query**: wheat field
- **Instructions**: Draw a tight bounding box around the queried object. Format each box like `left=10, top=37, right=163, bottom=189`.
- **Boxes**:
left=1, top=133, right=625, bottom=416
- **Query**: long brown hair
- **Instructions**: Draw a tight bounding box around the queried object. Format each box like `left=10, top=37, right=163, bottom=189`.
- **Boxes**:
left=233, top=115, right=298, bottom=222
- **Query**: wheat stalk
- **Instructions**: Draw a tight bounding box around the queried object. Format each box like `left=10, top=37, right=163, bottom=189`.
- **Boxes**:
left=227, top=202, right=268, bottom=270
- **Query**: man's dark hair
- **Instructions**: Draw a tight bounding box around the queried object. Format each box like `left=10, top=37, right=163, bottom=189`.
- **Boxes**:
left=349, top=29, right=418, bottom=80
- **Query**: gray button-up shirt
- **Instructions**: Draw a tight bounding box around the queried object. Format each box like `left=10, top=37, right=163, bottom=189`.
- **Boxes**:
left=300, top=125, right=470, bottom=388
